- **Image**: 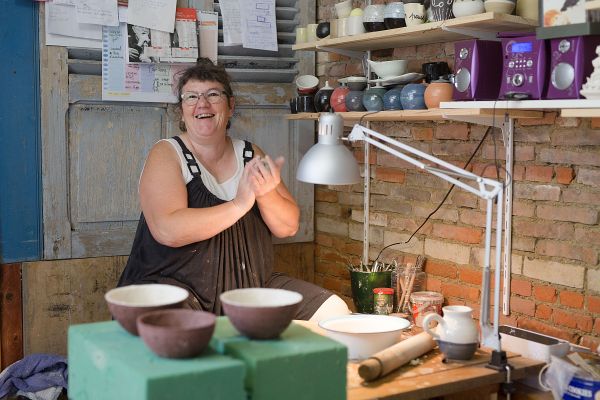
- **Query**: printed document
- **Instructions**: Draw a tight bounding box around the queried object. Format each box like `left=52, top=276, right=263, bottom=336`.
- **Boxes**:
left=219, top=0, right=242, bottom=46
left=75, top=0, right=119, bottom=27
left=127, top=0, right=177, bottom=33
left=241, top=0, right=278, bottom=51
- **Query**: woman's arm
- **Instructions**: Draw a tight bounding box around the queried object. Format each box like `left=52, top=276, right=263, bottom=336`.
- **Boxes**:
left=139, top=141, right=256, bottom=247
left=248, top=145, right=300, bottom=238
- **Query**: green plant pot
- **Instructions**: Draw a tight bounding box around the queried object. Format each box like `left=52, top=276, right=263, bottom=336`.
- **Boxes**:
left=350, top=270, right=392, bottom=314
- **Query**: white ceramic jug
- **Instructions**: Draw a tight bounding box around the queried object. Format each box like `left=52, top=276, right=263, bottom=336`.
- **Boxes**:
left=422, top=305, right=479, bottom=360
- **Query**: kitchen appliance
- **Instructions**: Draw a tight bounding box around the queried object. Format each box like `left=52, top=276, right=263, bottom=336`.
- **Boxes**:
left=546, top=35, right=600, bottom=99
left=453, top=39, right=503, bottom=100
left=500, top=35, right=549, bottom=100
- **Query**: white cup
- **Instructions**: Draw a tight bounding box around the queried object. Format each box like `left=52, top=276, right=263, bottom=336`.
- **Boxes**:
left=405, top=3, right=426, bottom=26
left=337, top=17, right=349, bottom=37
left=334, top=0, right=353, bottom=19
left=329, top=19, right=339, bottom=38
left=307, top=23, right=319, bottom=42
left=347, top=15, right=366, bottom=35
left=295, top=27, right=307, bottom=44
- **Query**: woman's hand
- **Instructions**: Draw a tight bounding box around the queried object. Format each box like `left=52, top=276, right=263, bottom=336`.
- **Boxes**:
left=233, top=162, right=257, bottom=213
left=249, top=155, right=284, bottom=198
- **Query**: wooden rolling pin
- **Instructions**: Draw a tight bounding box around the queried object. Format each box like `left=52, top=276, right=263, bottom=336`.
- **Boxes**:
left=358, top=331, right=436, bottom=382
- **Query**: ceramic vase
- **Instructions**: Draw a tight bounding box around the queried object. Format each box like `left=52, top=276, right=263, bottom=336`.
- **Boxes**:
left=330, top=85, right=350, bottom=112
left=400, top=83, right=427, bottom=110
left=314, top=81, right=334, bottom=112
left=345, top=90, right=366, bottom=112
left=383, top=87, right=404, bottom=110
left=452, top=0, right=485, bottom=18
left=424, top=80, right=453, bottom=109
left=429, top=0, right=455, bottom=21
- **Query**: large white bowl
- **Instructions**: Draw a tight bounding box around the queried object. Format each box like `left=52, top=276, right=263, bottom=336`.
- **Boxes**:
left=319, top=314, right=410, bottom=360
left=367, top=59, right=408, bottom=79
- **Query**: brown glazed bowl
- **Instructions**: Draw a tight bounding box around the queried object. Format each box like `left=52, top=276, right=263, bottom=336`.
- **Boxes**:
left=220, top=288, right=303, bottom=340
left=137, top=309, right=216, bottom=358
left=105, top=284, right=189, bottom=336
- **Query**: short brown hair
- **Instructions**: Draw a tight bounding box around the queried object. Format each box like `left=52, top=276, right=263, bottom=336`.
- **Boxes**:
left=174, top=58, right=234, bottom=131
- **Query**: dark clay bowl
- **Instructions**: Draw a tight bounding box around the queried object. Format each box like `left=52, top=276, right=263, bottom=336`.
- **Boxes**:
left=137, top=309, right=216, bottom=358
left=105, top=284, right=189, bottom=336
left=220, top=288, right=302, bottom=340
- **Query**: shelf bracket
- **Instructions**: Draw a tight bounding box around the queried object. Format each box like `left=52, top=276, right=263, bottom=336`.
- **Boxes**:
left=441, top=26, right=500, bottom=41
left=315, top=45, right=365, bottom=59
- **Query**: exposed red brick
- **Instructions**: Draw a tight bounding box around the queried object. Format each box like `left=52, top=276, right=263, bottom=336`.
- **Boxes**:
left=595, top=319, right=600, bottom=335
left=459, top=268, right=482, bottom=286
left=412, top=127, right=433, bottom=141
left=536, top=239, right=599, bottom=265
left=555, top=167, right=575, bottom=184
left=354, top=149, right=377, bottom=165
left=375, top=167, right=406, bottom=183
left=559, top=291, right=584, bottom=309
left=424, top=260, right=458, bottom=279
left=518, top=112, right=557, bottom=126
left=510, top=296, right=535, bottom=316
left=435, top=124, right=469, bottom=140
left=553, top=309, right=579, bottom=329
left=537, top=205, right=598, bottom=225
left=588, top=296, right=600, bottom=314
left=518, top=319, right=576, bottom=343
left=533, top=285, right=557, bottom=303
left=441, top=282, right=480, bottom=301
left=525, top=165, right=554, bottom=182
left=591, top=118, right=600, bottom=129
left=425, top=277, right=442, bottom=293
left=315, top=233, right=334, bottom=247
left=511, top=279, right=532, bottom=296
left=535, top=304, right=553, bottom=320
left=432, top=224, right=482, bottom=244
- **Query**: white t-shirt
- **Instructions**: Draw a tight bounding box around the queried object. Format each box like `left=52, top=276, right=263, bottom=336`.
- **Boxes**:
left=163, top=137, right=246, bottom=201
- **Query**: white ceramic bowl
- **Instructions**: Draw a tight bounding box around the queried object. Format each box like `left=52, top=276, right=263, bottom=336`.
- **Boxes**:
left=295, top=74, right=319, bottom=90
left=334, top=0, right=353, bottom=18
left=368, top=59, right=408, bottom=79
left=484, top=0, right=515, bottom=14
left=319, top=314, right=410, bottom=360
left=453, top=0, right=485, bottom=18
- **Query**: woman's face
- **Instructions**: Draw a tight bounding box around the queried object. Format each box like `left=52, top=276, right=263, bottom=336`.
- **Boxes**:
left=180, top=79, right=234, bottom=140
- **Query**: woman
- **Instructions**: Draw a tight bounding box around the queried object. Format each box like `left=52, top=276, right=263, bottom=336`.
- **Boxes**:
left=118, top=59, right=349, bottom=321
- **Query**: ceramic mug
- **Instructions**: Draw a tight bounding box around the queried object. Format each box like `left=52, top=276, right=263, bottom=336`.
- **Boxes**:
left=347, top=15, right=366, bottom=35
left=429, top=0, right=455, bottom=21
left=295, top=27, right=307, bottom=44
left=330, top=19, right=339, bottom=38
left=404, top=3, right=426, bottom=26
left=337, top=17, right=349, bottom=37
left=307, top=23, right=319, bottom=43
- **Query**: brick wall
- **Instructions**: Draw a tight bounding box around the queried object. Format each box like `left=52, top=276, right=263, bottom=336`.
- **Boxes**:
left=313, top=1, right=600, bottom=351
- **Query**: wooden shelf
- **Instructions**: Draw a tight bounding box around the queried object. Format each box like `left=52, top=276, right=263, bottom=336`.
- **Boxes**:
left=560, top=108, right=600, bottom=117
left=292, top=12, right=537, bottom=53
left=441, top=99, right=600, bottom=117
left=285, top=109, right=543, bottom=122
left=586, top=0, right=600, bottom=10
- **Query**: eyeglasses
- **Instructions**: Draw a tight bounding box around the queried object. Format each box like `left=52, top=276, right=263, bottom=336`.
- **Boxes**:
left=181, top=90, right=228, bottom=105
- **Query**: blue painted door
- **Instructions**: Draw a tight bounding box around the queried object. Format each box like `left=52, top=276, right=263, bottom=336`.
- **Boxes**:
left=0, top=1, right=42, bottom=262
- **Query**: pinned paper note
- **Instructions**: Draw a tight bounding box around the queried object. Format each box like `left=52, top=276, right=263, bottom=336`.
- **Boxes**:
left=240, top=0, right=278, bottom=51
left=127, top=0, right=177, bottom=33
left=75, top=0, right=119, bottom=27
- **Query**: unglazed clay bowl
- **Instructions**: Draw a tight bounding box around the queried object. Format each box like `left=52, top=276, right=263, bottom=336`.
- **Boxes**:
left=220, top=288, right=302, bottom=339
left=105, top=284, right=189, bottom=336
left=137, top=309, right=216, bottom=358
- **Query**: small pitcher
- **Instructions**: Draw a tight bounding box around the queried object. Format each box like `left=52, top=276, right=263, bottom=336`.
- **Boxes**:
left=423, top=305, right=479, bottom=360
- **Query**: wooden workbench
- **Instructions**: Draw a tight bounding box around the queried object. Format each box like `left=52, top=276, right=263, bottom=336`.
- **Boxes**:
left=293, top=320, right=546, bottom=400
left=346, top=348, right=545, bottom=400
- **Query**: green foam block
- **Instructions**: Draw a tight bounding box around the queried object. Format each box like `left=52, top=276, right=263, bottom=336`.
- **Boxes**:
left=68, top=321, right=246, bottom=400
left=210, top=318, right=347, bottom=400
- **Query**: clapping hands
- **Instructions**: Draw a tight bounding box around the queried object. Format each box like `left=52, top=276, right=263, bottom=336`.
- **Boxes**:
left=248, top=155, right=284, bottom=198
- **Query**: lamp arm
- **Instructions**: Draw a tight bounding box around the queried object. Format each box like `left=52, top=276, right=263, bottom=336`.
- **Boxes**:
left=349, top=124, right=503, bottom=199
left=349, top=123, right=504, bottom=352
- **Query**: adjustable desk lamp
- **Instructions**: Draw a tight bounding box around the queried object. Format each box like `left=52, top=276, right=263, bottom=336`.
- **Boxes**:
left=297, top=113, right=507, bottom=366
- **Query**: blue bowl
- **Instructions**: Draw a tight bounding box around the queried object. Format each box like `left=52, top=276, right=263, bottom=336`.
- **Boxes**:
left=400, top=83, right=426, bottom=110
left=383, top=87, right=404, bottom=110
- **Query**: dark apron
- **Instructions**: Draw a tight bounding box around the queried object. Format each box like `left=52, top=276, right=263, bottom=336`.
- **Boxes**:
left=118, top=136, right=331, bottom=319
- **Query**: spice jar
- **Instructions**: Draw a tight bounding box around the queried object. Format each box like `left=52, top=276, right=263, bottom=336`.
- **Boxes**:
left=373, top=288, right=394, bottom=315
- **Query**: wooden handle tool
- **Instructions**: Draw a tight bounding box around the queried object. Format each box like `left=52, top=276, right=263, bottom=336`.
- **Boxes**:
left=358, top=331, right=436, bottom=382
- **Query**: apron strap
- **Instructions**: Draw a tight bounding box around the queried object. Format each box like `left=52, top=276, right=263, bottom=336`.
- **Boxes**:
left=172, top=136, right=201, bottom=178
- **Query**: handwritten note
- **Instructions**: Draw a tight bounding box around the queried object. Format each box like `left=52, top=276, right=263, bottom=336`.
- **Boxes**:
left=46, top=2, right=102, bottom=40
left=76, top=0, right=119, bottom=27
left=127, top=0, right=177, bottom=33
left=219, top=0, right=242, bottom=46
left=241, top=0, right=278, bottom=51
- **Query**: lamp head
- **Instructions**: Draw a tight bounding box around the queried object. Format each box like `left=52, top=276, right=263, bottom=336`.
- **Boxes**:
left=296, top=113, right=361, bottom=185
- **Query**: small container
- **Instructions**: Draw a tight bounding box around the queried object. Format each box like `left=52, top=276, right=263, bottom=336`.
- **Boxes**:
left=410, top=291, right=444, bottom=327
left=393, top=263, right=426, bottom=313
left=373, top=288, right=394, bottom=315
